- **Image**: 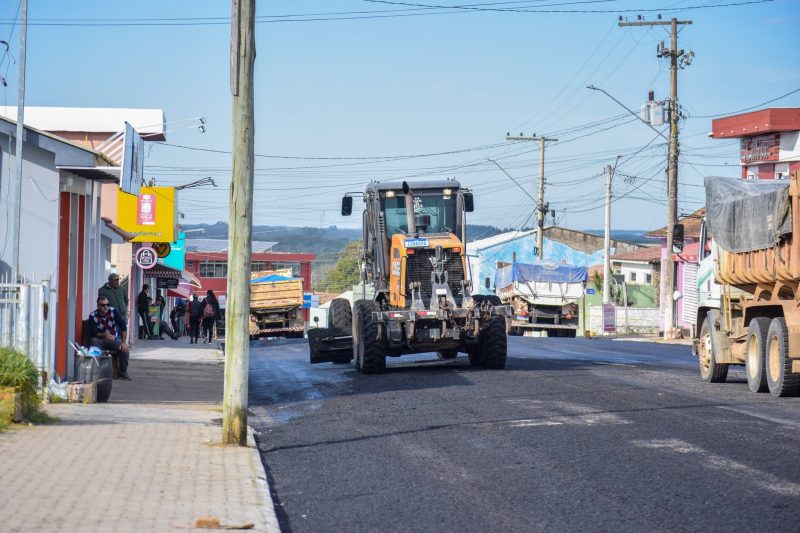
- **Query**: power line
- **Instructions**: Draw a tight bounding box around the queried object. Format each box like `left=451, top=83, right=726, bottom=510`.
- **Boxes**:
left=687, top=87, right=800, bottom=119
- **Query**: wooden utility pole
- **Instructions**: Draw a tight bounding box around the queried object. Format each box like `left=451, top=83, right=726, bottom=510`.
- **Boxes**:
left=223, top=0, right=255, bottom=447
left=619, top=17, right=692, bottom=337
left=505, top=133, right=558, bottom=260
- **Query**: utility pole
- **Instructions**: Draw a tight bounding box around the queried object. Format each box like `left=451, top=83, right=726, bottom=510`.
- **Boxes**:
left=619, top=16, right=692, bottom=337
left=603, top=164, right=612, bottom=304
left=223, top=0, right=255, bottom=447
left=505, top=133, right=558, bottom=260
left=9, top=0, right=27, bottom=283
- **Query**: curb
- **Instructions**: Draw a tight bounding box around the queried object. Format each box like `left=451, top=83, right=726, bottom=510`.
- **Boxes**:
left=247, top=425, right=281, bottom=533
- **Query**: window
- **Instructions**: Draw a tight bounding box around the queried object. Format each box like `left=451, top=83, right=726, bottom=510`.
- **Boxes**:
left=200, top=260, right=227, bottom=278
left=272, top=261, right=301, bottom=277
left=629, top=272, right=637, bottom=282
left=382, top=192, right=457, bottom=236
left=251, top=261, right=267, bottom=272
left=646, top=273, right=652, bottom=284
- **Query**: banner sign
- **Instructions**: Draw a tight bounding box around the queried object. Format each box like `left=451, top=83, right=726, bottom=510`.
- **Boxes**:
left=602, top=303, right=616, bottom=333
left=121, top=122, right=144, bottom=196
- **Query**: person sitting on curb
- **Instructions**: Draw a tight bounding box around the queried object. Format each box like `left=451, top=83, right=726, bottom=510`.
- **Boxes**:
left=88, top=296, right=131, bottom=380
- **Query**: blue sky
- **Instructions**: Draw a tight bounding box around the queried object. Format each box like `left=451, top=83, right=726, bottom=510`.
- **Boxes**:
left=2, top=0, right=798, bottom=232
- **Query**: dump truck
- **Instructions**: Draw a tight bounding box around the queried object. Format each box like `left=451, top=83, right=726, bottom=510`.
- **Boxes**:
left=250, top=269, right=305, bottom=338
left=693, top=172, right=800, bottom=397
left=308, top=179, right=512, bottom=373
left=494, top=261, right=587, bottom=337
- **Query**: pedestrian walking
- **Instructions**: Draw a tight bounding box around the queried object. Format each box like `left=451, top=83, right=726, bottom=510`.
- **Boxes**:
left=188, top=295, right=204, bottom=344
left=201, top=290, right=221, bottom=344
left=136, top=284, right=154, bottom=340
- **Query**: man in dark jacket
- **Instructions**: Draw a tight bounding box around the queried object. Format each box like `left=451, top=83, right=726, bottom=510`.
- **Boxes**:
left=188, top=295, right=204, bottom=344
left=98, top=273, right=128, bottom=323
left=88, top=296, right=131, bottom=379
left=136, top=284, right=154, bottom=340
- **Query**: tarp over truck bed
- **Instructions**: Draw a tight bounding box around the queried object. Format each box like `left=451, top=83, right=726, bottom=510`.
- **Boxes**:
left=705, top=175, right=792, bottom=253
left=495, top=262, right=588, bottom=289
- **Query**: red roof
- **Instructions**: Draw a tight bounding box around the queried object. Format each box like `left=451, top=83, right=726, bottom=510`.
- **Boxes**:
left=610, top=245, right=661, bottom=264
left=711, top=108, right=800, bottom=139
left=646, top=208, right=704, bottom=239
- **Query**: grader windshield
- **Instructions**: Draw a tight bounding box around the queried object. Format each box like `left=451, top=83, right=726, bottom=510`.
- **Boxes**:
left=382, top=191, right=458, bottom=235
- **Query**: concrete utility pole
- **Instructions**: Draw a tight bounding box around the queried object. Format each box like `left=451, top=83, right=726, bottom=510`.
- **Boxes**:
left=9, top=0, right=27, bottom=283
left=505, top=133, right=558, bottom=260
left=223, top=0, right=255, bottom=447
left=619, top=17, right=692, bottom=337
left=603, top=164, right=612, bottom=304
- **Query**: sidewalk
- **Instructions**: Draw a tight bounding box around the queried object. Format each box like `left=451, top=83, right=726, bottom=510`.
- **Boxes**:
left=0, top=337, right=279, bottom=532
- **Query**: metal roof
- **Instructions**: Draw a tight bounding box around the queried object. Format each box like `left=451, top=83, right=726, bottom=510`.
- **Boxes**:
left=185, top=238, right=278, bottom=253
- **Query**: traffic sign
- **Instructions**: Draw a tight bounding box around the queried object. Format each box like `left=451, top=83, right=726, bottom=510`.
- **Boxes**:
left=586, top=288, right=596, bottom=295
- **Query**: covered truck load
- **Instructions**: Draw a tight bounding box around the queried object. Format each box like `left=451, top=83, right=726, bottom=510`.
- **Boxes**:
left=495, top=262, right=588, bottom=336
left=250, top=269, right=305, bottom=338
left=705, top=176, right=797, bottom=287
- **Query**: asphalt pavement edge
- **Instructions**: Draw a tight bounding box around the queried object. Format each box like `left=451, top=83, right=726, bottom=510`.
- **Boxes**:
left=248, top=425, right=282, bottom=533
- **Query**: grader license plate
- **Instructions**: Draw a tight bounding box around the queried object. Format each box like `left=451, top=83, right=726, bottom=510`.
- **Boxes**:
left=404, top=238, right=429, bottom=248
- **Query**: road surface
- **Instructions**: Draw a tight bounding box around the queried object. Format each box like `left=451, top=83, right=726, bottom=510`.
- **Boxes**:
left=249, top=336, right=800, bottom=533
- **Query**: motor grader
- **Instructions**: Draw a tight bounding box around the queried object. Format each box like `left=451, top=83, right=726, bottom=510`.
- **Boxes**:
left=308, top=179, right=511, bottom=373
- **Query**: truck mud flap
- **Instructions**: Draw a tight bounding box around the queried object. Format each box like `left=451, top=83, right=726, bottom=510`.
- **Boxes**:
left=308, top=327, right=353, bottom=364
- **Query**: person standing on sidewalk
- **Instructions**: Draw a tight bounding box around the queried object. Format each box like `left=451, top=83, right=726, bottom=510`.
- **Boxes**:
left=137, top=284, right=154, bottom=340
left=88, top=296, right=131, bottom=380
left=189, top=295, right=204, bottom=344
left=98, top=273, right=128, bottom=324
left=201, top=290, right=221, bottom=344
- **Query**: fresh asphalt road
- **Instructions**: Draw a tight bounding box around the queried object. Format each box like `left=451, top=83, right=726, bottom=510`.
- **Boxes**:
left=248, top=336, right=800, bottom=533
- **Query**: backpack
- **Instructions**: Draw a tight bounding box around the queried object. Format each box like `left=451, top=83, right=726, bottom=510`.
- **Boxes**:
left=203, top=303, right=215, bottom=318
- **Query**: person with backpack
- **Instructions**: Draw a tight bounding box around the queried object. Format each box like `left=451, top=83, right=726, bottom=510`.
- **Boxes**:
left=188, top=295, right=204, bottom=344
left=201, top=290, right=221, bottom=344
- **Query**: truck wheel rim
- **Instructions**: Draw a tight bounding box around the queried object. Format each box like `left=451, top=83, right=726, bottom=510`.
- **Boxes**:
left=768, top=334, right=781, bottom=380
left=746, top=337, right=759, bottom=379
left=699, top=332, right=712, bottom=373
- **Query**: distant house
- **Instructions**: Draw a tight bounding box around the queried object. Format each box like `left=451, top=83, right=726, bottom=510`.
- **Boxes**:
left=466, top=226, right=643, bottom=294
left=610, top=246, right=661, bottom=285
left=646, top=208, right=704, bottom=332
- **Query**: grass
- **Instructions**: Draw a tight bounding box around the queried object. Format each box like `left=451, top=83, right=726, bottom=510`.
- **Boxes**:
left=0, top=346, right=56, bottom=428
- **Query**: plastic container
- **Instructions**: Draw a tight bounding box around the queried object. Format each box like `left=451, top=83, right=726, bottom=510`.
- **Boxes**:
left=76, top=354, right=113, bottom=403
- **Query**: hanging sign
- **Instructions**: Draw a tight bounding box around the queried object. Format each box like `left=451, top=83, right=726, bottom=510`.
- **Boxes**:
left=135, top=246, right=158, bottom=269
left=152, top=242, right=172, bottom=258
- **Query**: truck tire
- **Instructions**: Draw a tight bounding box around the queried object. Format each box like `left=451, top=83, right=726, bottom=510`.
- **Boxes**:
left=745, top=317, right=770, bottom=393
left=353, top=300, right=385, bottom=374
left=765, top=317, right=800, bottom=397
left=698, top=318, right=728, bottom=383
left=472, top=294, right=502, bottom=307
left=480, top=316, right=507, bottom=370
left=329, top=298, right=352, bottom=331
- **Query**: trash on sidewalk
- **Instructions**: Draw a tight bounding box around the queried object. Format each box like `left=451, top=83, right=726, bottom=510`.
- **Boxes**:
left=192, top=515, right=255, bottom=529
left=70, top=342, right=113, bottom=403
left=67, top=382, right=96, bottom=403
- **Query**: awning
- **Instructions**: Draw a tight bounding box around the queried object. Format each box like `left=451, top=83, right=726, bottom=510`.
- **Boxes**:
left=167, top=282, right=193, bottom=299
left=147, top=264, right=183, bottom=279
left=181, top=270, right=202, bottom=288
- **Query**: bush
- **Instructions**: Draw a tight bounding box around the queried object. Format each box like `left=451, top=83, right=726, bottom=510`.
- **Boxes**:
left=0, top=346, right=53, bottom=426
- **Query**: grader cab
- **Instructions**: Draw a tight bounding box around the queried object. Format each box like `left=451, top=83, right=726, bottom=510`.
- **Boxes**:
left=308, top=179, right=511, bottom=373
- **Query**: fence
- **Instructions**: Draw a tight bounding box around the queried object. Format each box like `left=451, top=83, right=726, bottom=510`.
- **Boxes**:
left=587, top=305, right=660, bottom=336
left=0, top=280, right=53, bottom=376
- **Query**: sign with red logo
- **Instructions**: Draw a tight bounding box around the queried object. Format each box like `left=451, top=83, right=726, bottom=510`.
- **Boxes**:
left=740, top=134, right=779, bottom=164
left=134, top=246, right=158, bottom=269
left=137, top=193, right=156, bottom=225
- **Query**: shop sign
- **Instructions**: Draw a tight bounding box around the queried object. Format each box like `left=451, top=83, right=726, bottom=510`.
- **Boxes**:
left=156, top=278, right=179, bottom=289
left=135, top=246, right=158, bottom=269
left=740, top=134, right=779, bottom=164
left=153, top=242, right=171, bottom=258
left=602, top=303, right=616, bottom=333
left=117, top=186, right=178, bottom=243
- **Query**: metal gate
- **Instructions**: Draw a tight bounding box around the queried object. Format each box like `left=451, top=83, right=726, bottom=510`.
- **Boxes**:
left=0, top=280, right=53, bottom=376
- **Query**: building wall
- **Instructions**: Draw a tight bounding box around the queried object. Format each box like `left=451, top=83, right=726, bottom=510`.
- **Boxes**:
left=614, top=261, right=655, bottom=284
left=543, top=227, right=643, bottom=255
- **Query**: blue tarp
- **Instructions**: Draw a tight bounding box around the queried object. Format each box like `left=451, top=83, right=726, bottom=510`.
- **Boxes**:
left=495, top=262, right=588, bottom=289
left=251, top=274, right=295, bottom=283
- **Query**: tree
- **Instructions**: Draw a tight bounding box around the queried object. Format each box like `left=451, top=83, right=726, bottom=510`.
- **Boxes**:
left=322, top=241, right=361, bottom=292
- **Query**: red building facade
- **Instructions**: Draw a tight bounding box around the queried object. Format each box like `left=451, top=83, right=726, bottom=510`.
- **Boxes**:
left=711, top=108, right=800, bottom=180
left=184, top=250, right=315, bottom=297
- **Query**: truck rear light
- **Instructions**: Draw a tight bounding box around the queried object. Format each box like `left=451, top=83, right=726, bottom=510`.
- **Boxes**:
left=416, top=310, right=438, bottom=317
left=452, top=247, right=461, bottom=253
left=389, top=312, right=405, bottom=319
left=406, top=249, right=415, bottom=255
